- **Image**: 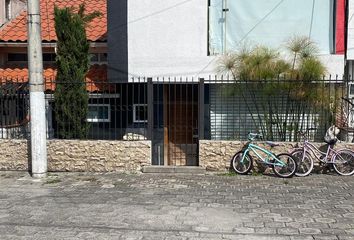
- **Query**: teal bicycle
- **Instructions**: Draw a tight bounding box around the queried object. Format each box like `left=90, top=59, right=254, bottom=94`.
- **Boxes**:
left=231, top=133, right=297, bottom=178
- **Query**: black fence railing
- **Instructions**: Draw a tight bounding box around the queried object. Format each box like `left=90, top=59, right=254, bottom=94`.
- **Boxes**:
left=45, top=78, right=148, bottom=140
left=0, top=76, right=353, bottom=143
left=0, top=78, right=29, bottom=139
left=204, top=77, right=349, bottom=142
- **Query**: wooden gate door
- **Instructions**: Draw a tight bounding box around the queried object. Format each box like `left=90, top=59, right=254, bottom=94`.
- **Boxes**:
left=163, top=84, right=198, bottom=166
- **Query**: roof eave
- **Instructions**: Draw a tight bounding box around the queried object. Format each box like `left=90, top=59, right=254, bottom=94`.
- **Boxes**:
left=0, top=41, right=107, bottom=47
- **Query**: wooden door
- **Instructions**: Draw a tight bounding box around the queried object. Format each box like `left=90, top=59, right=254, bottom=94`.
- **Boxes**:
left=163, top=84, right=198, bottom=166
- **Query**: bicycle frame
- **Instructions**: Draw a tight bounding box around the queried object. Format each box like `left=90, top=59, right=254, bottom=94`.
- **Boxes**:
left=241, top=143, right=286, bottom=167
left=300, top=140, right=340, bottom=164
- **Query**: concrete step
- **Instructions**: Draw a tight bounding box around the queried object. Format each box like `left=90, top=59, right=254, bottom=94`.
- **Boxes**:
left=142, top=166, right=206, bottom=174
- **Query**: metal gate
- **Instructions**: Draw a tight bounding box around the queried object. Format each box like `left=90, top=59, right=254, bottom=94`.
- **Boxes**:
left=149, top=79, right=204, bottom=166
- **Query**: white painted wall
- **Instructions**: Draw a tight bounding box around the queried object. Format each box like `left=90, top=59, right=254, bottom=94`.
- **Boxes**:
left=0, top=0, right=5, bottom=26
left=0, top=0, right=26, bottom=27
left=127, top=0, right=215, bottom=79
left=108, top=0, right=344, bottom=80
left=10, top=0, right=26, bottom=19
left=348, top=0, right=354, bottom=60
left=318, top=55, right=345, bottom=78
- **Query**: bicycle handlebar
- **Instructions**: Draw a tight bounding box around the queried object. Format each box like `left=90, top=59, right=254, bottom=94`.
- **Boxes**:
left=248, top=132, right=263, bottom=141
left=297, top=128, right=317, bottom=139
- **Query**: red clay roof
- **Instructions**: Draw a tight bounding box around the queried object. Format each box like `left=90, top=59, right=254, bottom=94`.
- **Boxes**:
left=0, top=0, right=106, bottom=42
left=0, top=64, right=108, bottom=92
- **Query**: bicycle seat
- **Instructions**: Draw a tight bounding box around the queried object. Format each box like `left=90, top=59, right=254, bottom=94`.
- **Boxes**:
left=265, top=141, right=279, bottom=147
left=324, top=138, right=337, bottom=145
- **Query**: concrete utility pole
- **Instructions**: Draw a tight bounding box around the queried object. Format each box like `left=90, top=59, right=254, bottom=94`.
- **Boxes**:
left=27, top=0, right=47, bottom=178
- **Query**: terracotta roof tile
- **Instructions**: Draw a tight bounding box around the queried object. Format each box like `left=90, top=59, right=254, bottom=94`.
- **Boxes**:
left=0, top=0, right=106, bottom=42
left=0, top=64, right=108, bottom=92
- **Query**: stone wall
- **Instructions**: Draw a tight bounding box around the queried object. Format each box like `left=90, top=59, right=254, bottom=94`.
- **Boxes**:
left=199, top=140, right=354, bottom=172
left=0, top=140, right=151, bottom=172
left=0, top=140, right=28, bottom=170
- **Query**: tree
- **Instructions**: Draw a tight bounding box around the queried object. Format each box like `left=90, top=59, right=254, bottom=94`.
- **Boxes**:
left=217, top=36, right=332, bottom=141
left=54, top=4, right=101, bottom=139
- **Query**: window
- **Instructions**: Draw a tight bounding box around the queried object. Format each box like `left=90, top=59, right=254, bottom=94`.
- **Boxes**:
left=90, top=53, right=99, bottom=62
left=7, top=53, right=56, bottom=62
left=87, top=104, right=110, bottom=122
left=5, top=0, right=11, bottom=20
left=100, top=53, right=107, bottom=62
left=43, top=53, right=56, bottom=62
left=133, top=104, right=147, bottom=123
left=90, top=53, right=107, bottom=63
left=7, top=53, right=27, bottom=62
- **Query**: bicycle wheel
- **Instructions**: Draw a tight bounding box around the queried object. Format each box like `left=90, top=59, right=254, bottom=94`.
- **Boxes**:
left=231, top=151, right=253, bottom=175
left=272, top=153, right=297, bottom=178
left=291, top=149, right=313, bottom=177
left=332, top=149, right=354, bottom=176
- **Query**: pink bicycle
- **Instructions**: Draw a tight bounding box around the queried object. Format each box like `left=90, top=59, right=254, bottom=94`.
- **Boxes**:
left=291, top=128, right=354, bottom=177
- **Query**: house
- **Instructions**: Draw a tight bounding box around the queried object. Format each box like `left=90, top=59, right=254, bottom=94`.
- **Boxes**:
left=0, top=0, right=110, bottom=138
left=108, top=0, right=345, bottom=79
left=0, top=0, right=349, bottom=168
left=0, top=0, right=26, bottom=27
left=107, top=0, right=347, bottom=166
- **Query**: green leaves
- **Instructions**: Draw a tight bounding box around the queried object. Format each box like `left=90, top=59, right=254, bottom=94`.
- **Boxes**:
left=216, top=36, right=329, bottom=141
left=217, top=35, right=325, bottom=81
left=286, top=36, right=318, bottom=59
left=53, top=4, right=101, bottom=139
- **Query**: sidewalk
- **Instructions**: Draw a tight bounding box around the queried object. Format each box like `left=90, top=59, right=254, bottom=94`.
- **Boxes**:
left=0, top=171, right=353, bottom=239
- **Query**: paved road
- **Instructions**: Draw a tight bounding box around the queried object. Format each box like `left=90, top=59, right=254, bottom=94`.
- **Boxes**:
left=0, top=171, right=354, bottom=240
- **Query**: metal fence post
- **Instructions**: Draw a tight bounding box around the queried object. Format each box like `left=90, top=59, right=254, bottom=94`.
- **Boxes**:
left=147, top=78, right=153, bottom=140
left=198, top=78, right=205, bottom=140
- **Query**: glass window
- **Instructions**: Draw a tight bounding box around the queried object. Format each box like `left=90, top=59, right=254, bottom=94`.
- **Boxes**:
left=8, top=53, right=56, bottom=62
left=100, top=53, right=107, bottom=62
left=43, top=53, right=56, bottom=62
left=87, top=104, right=110, bottom=122
left=7, top=53, right=27, bottom=62
left=90, top=53, right=99, bottom=62
left=90, top=53, right=107, bottom=63
left=5, top=0, right=11, bottom=20
left=133, top=104, right=148, bottom=123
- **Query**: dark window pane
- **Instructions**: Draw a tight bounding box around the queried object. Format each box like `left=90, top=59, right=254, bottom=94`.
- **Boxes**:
left=90, top=53, right=99, bottom=62
left=87, top=105, right=110, bottom=122
left=7, top=54, right=27, bottom=61
left=5, top=0, right=10, bottom=19
left=134, top=105, right=147, bottom=122
left=100, top=53, right=107, bottom=62
left=43, top=53, right=56, bottom=62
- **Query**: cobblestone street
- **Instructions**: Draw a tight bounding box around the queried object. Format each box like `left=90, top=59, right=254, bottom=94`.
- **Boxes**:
left=0, top=172, right=354, bottom=240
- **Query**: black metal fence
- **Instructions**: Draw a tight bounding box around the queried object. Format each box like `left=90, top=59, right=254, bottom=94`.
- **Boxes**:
left=0, top=78, right=29, bottom=139
left=204, top=77, right=349, bottom=142
left=0, top=76, right=353, bottom=143
left=45, top=78, right=149, bottom=140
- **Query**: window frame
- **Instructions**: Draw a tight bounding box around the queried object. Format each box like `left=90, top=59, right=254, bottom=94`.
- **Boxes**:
left=87, top=104, right=111, bottom=123
left=90, top=53, right=108, bottom=64
left=5, top=0, right=11, bottom=20
left=133, top=104, right=148, bottom=123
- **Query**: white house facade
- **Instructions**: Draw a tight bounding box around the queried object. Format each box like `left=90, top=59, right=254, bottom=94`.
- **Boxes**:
left=108, top=0, right=346, bottom=80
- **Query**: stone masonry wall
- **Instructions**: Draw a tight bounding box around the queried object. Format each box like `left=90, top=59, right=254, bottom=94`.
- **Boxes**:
left=0, top=140, right=151, bottom=172
left=0, top=140, right=28, bottom=170
left=199, top=140, right=354, bottom=172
